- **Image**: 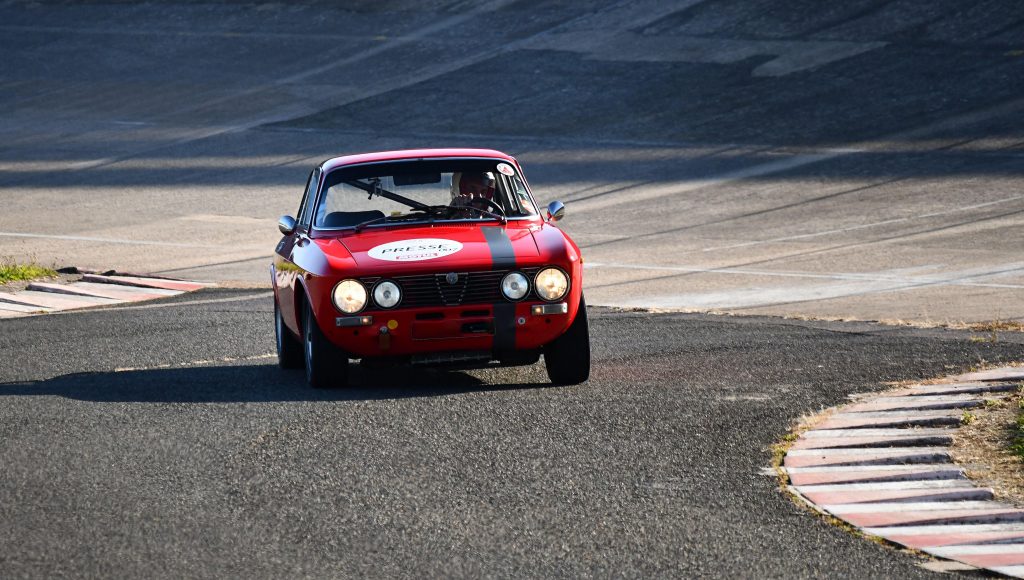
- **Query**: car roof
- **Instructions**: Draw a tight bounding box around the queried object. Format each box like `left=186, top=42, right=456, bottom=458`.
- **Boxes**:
left=320, top=148, right=516, bottom=173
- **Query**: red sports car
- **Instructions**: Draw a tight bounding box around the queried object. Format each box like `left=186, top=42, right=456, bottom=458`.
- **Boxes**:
left=272, top=148, right=589, bottom=387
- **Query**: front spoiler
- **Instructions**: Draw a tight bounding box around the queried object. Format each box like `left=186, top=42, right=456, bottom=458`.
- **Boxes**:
left=358, top=349, right=540, bottom=370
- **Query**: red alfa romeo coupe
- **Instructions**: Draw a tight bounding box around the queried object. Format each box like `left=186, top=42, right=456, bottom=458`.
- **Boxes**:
left=272, top=149, right=589, bottom=387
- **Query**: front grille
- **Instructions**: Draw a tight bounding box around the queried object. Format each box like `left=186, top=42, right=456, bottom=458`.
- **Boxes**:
left=362, top=268, right=538, bottom=308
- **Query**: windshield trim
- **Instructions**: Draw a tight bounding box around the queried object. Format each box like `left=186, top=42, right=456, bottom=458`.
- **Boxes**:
left=312, top=214, right=540, bottom=233
left=311, top=156, right=541, bottom=231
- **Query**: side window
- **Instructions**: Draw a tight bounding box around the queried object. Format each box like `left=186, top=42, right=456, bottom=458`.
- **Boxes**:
left=295, top=171, right=313, bottom=222
left=510, top=176, right=537, bottom=215
left=298, top=169, right=320, bottom=228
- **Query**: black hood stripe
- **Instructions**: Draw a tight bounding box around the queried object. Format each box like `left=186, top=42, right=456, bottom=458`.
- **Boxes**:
left=481, top=227, right=516, bottom=269
left=483, top=227, right=517, bottom=353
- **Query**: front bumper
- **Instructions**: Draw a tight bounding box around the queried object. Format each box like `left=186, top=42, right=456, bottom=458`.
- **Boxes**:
left=322, top=301, right=573, bottom=358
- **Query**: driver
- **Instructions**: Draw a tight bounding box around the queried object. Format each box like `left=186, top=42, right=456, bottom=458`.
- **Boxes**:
left=450, top=172, right=498, bottom=215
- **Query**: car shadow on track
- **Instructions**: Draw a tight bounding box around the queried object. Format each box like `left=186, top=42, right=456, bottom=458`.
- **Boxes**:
left=0, top=363, right=555, bottom=403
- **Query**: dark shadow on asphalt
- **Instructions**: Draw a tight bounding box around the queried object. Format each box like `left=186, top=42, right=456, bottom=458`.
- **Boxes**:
left=0, top=363, right=553, bottom=403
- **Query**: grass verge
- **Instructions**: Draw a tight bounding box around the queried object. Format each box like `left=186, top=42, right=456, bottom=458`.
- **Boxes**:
left=1011, top=395, right=1024, bottom=461
left=0, top=260, right=57, bottom=284
left=952, top=383, right=1024, bottom=505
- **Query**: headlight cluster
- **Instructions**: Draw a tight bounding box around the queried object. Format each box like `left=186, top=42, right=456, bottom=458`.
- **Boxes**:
left=534, top=267, right=569, bottom=301
left=332, top=279, right=368, bottom=314
left=501, top=272, right=529, bottom=300
left=333, top=267, right=569, bottom=313
left=502, top=267, right=569, bottom=302
left=373, top=281, right=401, bottom=308
left=332, top=279, right=403, bottom=313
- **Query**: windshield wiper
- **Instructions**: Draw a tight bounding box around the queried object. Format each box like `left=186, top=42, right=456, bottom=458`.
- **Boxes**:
left=458, top=206, right=507, bottom=223
left=353, top=214, right=390, bottom=232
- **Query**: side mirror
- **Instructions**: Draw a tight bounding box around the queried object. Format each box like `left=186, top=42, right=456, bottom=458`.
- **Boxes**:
left=546, top=201, right=565, bottom=223
left=278, top=215, right=297, bottom=235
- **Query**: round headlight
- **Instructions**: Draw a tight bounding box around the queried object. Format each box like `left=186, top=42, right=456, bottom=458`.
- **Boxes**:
left=373, top=280, right=401, bottom=308
left=501, top=272, right=529, bottom=301
left=332, top=279, right=367, bottom=314
left=534, top=267, right=569, bottom=301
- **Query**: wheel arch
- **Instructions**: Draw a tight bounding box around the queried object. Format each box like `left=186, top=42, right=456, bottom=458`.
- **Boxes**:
left=293, top=276, right=312, bottom=336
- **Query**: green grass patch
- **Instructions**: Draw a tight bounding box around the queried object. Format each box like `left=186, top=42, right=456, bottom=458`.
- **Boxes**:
left=0, top=261, right=57, bottom=284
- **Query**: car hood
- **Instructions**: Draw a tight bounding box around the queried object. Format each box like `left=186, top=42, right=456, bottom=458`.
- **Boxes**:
left=320, top=223, right=543, bottom=275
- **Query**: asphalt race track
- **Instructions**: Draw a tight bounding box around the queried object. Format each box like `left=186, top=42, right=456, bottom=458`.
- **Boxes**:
left=2, top=291, right=1023, bottom=578
left=3, top=1, right=1024, bottom=578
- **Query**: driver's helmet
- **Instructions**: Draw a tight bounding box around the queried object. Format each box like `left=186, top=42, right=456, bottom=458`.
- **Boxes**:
left=452, top=172, right=496, bottom=200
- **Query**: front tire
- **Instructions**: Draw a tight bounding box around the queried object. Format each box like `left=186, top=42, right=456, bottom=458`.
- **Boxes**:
left=275, top=299, right=304, bottom=369
left=543, top=295, right=591, bottom=385
left=303, top=300, right=349, bottom=388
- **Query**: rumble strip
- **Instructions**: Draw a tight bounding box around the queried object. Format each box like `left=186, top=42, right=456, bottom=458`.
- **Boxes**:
left=0, top=273, right=213, bottom=318
left=780, top=367, right=1024, bottom=577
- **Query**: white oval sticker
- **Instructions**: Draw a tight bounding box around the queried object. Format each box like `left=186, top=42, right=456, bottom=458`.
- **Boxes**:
left=367, top=238, right=464, bottom=262
left=496, top=162, right=516, bottom=176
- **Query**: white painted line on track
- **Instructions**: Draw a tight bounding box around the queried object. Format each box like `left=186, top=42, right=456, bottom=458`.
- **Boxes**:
left=861, top=395, right=986, bottom=403
left=928, top=545, right=1024, bottom=556
left=114, top=352, right=276, bottom=373
left=0, top=24, right=423, bottom=42
left=0, top=231, right=216, bottom=248
left=698, top=194, right=1024, bottom=254
left=788, top=447, right=950, bottom=457
left=956, top=369, right=1024, bottom=382
left=784, top=465, right=961, bottom=474
left=801, top=428, right=957, bottom=438
left=905, top=383, right=1019, bottom=395
left=40, top=281, right=181, bottom=297
left=824, top=502, right=1013, bottom=514
left=0, top=154, right=320, bottom=173
left=48, top=291, right=273, bottom=316
left=845, top=402, right=983, bottom=412
left=0, top=290, right=119, bottom=308
left=793, top=437, right=955, bottom=451
left=863, top=523, right=1024, bottom=536
left=795, top=481, right=977, bottom=492
left=584, top=261, right=1024, bottom=290
left=574, top=153, right=836, bottom=213
left=829, top=410, right=963, bottom=419
left=0, top=302, right=51, bottom=313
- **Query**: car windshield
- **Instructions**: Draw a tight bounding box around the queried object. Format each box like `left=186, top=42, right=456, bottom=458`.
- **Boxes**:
left=314, top=158, right=538, bottom=229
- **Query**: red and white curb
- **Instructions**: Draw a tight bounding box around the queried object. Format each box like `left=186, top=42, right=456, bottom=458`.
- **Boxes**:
left=0, top=273, right=213, bottom=318
left=781, top=367, right=1024, bottom=577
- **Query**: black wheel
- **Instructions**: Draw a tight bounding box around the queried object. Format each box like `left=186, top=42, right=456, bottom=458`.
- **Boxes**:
left=302, top=300, right=349, bottom=388
left=543, top=295, right=591, bottom=385
left=275, top=299, right=303, bottom=369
